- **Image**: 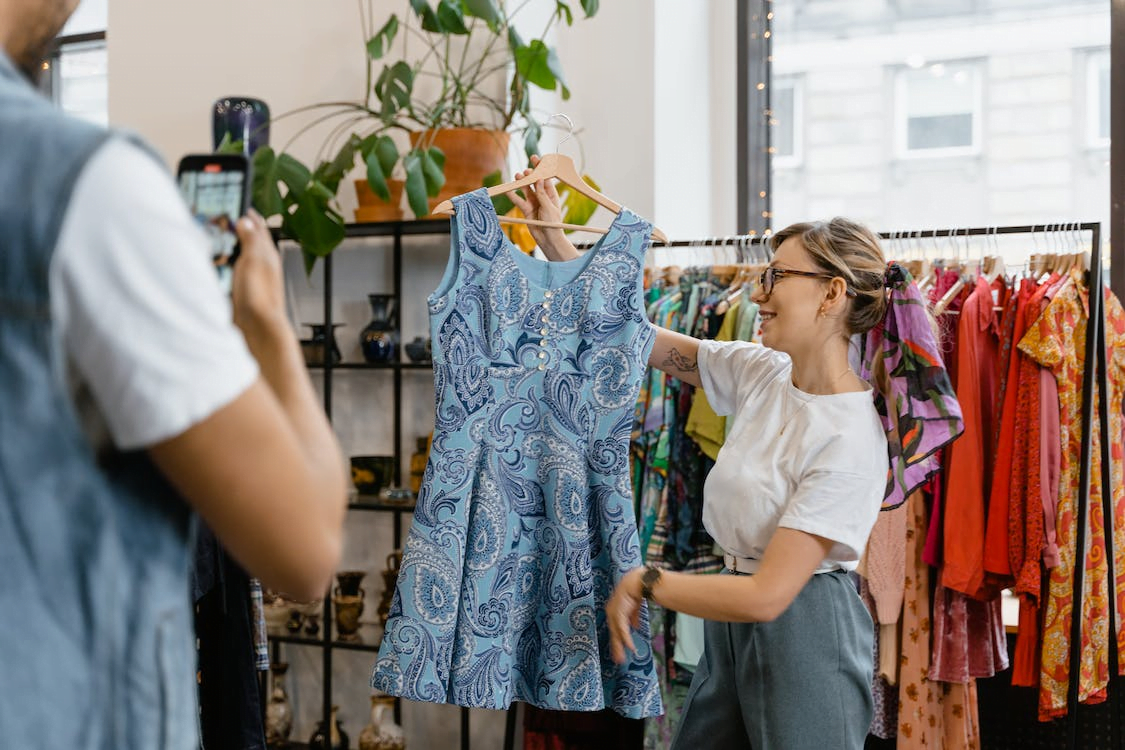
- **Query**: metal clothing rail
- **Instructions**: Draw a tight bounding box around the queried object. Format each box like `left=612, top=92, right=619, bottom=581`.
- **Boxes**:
left=572, top=221, right=1102, bottom=256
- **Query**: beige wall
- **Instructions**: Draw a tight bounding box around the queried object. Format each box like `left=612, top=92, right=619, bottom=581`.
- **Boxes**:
left=108, top=0, right=738, bottom=237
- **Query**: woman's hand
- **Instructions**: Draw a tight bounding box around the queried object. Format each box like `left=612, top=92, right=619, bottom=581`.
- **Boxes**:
left=508, top=155, right=578, bottom=261
left=606, top=566, right=645, bottom=664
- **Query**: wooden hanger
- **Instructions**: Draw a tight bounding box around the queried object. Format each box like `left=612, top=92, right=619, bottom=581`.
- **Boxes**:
left=983, top=255, right=1005, bottom=284
left=933, top=272, right=967, bottom=316
left=431, top=152, right=669, bottom=244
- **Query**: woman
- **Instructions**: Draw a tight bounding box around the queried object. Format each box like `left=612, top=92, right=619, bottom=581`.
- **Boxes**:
left=511, top=164, right=890, bottom=749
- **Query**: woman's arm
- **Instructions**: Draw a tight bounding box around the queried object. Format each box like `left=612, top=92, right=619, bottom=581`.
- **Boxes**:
left=605, top=527, right=834, bottom=663
left=647, top=325, right=703, bottom=388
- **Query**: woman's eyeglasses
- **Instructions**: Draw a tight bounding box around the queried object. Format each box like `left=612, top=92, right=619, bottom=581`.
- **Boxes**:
left=758, top=267, right=858, bottom=298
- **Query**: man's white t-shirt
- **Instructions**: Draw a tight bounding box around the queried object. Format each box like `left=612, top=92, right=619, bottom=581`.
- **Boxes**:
left=697, top=339, right=887, bottom=574
left=51, top=138, right=258, bottom=451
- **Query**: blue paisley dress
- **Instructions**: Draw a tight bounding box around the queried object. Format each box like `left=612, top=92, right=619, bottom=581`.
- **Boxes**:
left=370, top=189, right=663, bottom=718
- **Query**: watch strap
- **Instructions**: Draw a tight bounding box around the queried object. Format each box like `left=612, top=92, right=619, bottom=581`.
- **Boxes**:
left=640, top=565, right=662, bottom=600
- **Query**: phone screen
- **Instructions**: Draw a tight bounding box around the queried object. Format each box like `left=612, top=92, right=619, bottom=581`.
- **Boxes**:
left=177, top=159, right=247, bottom=294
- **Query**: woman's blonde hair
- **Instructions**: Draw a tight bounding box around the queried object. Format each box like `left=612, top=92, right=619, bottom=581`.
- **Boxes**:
left=770, top=218, right=888, bottom=336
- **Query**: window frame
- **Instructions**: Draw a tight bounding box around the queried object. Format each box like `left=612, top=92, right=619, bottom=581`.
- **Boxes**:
left=1087, top=48, right=1110, bottom=149
left=893, top=60, right=984, bottom=160
left=771, top=75, right=804, bottom=169
left=41, top=31, right=107, bottom=119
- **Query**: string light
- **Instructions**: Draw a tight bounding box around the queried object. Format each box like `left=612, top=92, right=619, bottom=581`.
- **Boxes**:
left=41, top=61, right=50, bottom=71
left=756, top=82, right=766, bottom=90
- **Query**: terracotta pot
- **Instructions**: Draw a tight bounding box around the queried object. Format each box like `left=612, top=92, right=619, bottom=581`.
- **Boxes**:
left=408, top=128, right=509, bottom=218
left=354, top=178, right=404, bottom=222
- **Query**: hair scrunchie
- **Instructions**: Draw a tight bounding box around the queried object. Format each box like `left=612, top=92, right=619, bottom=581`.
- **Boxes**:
left=883, top=261, right=906, bottom=289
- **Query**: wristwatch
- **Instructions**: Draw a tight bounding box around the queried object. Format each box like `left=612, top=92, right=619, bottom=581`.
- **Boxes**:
left=640, top=565, right=663, bottom=601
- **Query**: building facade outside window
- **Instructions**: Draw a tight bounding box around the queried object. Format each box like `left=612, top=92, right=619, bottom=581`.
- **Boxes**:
left=895, top=60, right=982, bottom=158
left=769, top=0, right=1109, bottom=264
left=772, top=75, right=803, bottom=168
left=1087, top=48, right=1110, bottom=149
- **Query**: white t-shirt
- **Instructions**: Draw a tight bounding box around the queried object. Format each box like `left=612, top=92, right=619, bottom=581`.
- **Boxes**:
left=697, top=339, right=887, bottom=574
left=51, top=138, right=259, bottom=451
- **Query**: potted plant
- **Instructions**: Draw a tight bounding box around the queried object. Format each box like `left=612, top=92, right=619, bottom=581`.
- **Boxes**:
left=242, top=0, right=601, bottom=268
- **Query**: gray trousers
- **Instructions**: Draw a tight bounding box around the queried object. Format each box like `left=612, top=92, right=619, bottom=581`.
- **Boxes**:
left=670, top=570, right=874, bottom=750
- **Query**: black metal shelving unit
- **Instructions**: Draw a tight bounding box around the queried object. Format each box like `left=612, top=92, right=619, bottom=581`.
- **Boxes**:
left=268, top=217, right=450, bottom=748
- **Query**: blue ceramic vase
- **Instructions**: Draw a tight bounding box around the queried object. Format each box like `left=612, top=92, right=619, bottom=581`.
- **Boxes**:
left=212, top=97, right=270, bottom=155
left=360, top=294, right=398, bottom=363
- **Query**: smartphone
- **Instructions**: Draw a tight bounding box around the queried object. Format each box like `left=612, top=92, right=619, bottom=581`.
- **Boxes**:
left=176, top=153, right=252, bottom=294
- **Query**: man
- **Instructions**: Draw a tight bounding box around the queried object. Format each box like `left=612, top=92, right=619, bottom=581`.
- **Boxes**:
left=0, top=1, right=348, bottom=747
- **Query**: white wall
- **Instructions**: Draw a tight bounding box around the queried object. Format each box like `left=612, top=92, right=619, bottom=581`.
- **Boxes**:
left=538, top=0, right=738, bottom=239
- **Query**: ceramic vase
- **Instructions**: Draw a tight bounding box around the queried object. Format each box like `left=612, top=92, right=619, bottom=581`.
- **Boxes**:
left=334, top=594, right=364, bottom=640
left=309, top=705, right=349, bottom=750
left=360, top=294, right=397, bottom=363
left=408, top=436, right=429, bottom=495
left=377, top=551, right=403, bottom=628
left=303, top=323, right=344, bottom=366
left=358, top=693, right=405, bottom=750
left=336, top=570, right=367, bottom=598
left=334, top=571, right=367, bottom=638
left=211, top=96, right=270, bottom=156
left=404, top=336, right=431, bottom=364
left=264, top=662, right=292, bottom=746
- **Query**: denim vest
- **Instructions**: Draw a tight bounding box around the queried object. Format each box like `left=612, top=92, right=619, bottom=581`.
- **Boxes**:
left=0, top=52, right=198, bottom=748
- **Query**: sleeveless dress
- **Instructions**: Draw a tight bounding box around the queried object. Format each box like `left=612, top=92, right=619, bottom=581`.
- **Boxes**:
left=370, top=188, right=663, bottom=719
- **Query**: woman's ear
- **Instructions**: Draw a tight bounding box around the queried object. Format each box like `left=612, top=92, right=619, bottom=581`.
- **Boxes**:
left=824, top=277, right=850, bottom=309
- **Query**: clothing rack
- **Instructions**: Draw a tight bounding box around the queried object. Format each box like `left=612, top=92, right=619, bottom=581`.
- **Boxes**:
left=525, top=222, right=1111, bottom=748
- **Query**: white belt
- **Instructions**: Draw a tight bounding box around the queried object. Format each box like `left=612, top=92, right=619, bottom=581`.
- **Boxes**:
left=723, top=552, right=760, bottom=575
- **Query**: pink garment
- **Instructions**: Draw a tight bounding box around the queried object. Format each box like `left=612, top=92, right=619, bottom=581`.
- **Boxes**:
left=865, top=502, right=908, bottom=625
left=1037, top=276, right=1067, bottom=571
left=924, top=270, right=967, bottom=568
left=1040, top=367, right=1062, bottom=568
left=928, top=583, right=1010, bottom=682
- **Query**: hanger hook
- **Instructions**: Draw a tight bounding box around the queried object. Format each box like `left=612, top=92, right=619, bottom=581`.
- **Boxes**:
left=545, top=113, right=575, bottom=154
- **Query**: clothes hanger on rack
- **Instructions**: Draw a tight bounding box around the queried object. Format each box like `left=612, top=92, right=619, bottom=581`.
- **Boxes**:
left=934, top=228, right=970, bottom=315
left=431, top=114, right=669, bottom=244
left=983, top=227, right=1006, bottom=284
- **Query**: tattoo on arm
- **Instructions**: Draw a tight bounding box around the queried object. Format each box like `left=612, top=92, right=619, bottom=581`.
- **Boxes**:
left=662, top=347, right=698, bottom=373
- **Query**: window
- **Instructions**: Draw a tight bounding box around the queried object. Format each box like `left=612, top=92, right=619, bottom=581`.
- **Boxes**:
left=41, top=0, right=107, bottom=126
left=48, top=40, right=108, bottom=126
left=772, top=76, right=803, bottom=168
left=895, top=60, right=982, bottom=157
left=766, top=1, right=1109, bottom=239
left=1088, top=49, right=1109, bottom=148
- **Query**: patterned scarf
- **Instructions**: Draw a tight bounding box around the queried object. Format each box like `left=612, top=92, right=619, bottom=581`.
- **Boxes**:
left=858, top=263, right=964, bottom=510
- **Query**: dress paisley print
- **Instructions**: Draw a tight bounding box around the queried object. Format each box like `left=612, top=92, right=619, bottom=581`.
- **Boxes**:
left=371, top=189, right=662, bottom=719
